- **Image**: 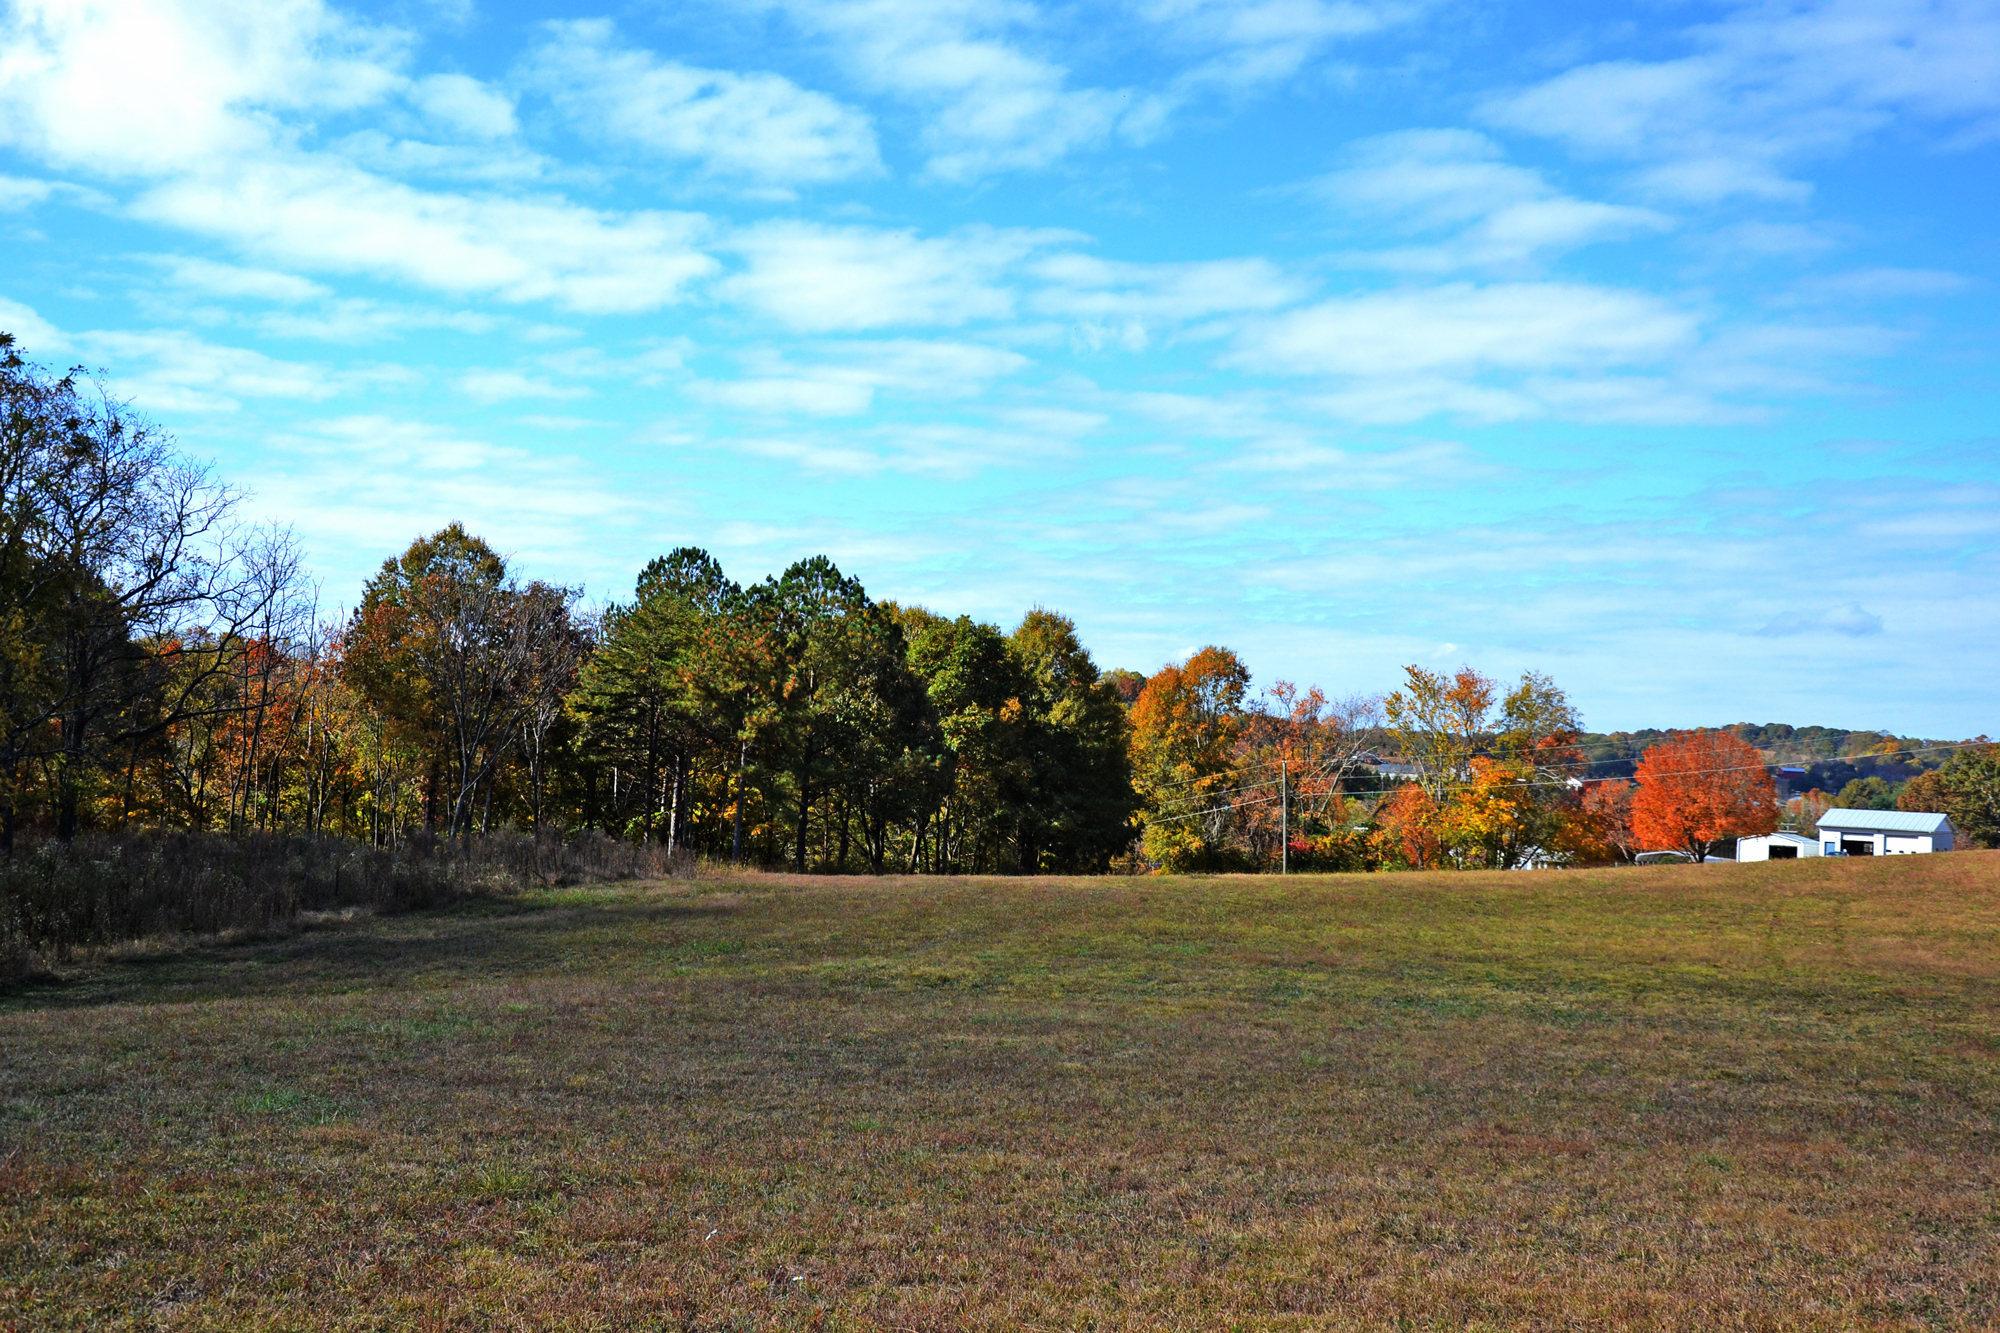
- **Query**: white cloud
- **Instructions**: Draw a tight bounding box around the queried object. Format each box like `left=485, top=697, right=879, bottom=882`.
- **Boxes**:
left=157, top=256, right=331, bottom=303
left=1221, top=437, right=1502, bottom=488
left=721, top=221, right=1063, bottom=330
left=1, top=1, right=718, bottom=314
left=1134, top=0, right=1406, bottom=91
left=762, top=0, right=1168, bottom=179
left=246, top=299, right=496, bottom=343
left=1309, top=130, right=1673, bottom=270
left=135, top=161, right=717, bottom=313
left=733, top=435, right=886, bottom=473
left=285, top=414, right=520, bottom=473
left=0, top=175, right=57, bottom=209
left=455, top=369, right=589, bottom=403
left=0, top=296, right=71, bottom=353
left=1029, top=253, right=1308, bottom=320
left=1482, top=0, right=2000, bottom=201
left=690, top=337, right=1029, bottom=414
left=256, top=414, right=665, bottom=583
left=325, top=129, right=546, bottom=185
left=1758, top=602, right=1884, bottom=637
left=77, top=328, right=355, bottom=413
left=0, top=0, right=407, bottom=177
left=1233, top=281, right=1699, bottom=378
left=523, top=20, right=879, bottom=189
left=1709, top=220, right=1842, bottom=259
left=409, top=72, right=517, bottom=139
left=699, top=413, right=1067, bottom=479
left=1792, top=267, right=1973, bottom=301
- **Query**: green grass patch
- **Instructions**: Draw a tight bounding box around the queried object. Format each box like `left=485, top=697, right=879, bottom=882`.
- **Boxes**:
left=3, top=855, right=2000, bottom=1329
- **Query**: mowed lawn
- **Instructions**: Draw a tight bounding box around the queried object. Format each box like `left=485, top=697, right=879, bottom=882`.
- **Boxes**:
left=5, top=856, right=2000, bottom=1331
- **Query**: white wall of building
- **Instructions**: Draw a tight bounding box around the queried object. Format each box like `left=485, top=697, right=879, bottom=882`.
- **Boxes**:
left=1737, top=833, right=1821, bottom=862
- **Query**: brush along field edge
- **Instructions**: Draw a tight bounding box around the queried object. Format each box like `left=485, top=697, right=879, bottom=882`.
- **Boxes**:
left=3, top=854, right=1999, bottom=1330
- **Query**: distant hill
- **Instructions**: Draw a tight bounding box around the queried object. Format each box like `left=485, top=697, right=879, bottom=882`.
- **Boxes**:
left=1576, top=724, right=1973, bottom=793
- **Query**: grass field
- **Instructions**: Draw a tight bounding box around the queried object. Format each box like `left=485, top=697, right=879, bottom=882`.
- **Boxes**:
left=4, top=854, right=2000, bottom=1330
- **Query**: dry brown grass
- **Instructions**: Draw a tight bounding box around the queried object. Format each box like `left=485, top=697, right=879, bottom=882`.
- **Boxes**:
left=4, top=853, right=2000, bottom=1330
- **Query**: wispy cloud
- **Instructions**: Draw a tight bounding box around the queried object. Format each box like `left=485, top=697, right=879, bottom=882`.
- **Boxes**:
left=1236, top=282, right=1699, bottom=378
left=1758, top=603, right=1885, bottom=637
left=720, top=220, right=1063, bottom=330
left=1481, top=0, right=2000, bottom=201
left=688, top=339, right=1029, bottom=415
left=755, top=0, right=1169, bottom=179
left=1134, top=0, right=1411, bottom=91
left=521, top=20, right=880, bottom=191
left=1306, top=129, right=1673, bottom=270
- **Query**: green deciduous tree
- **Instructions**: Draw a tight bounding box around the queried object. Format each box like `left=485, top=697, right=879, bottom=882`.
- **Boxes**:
left=345, top=525, right=578, bottom=840
left=1935, top=743, right=2000, bottom=848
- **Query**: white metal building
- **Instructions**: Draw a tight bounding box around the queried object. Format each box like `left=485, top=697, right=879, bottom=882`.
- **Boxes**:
left=1812, top=808, right=1955, bottom=856
left=1736, top=831, right=1822, bottom=861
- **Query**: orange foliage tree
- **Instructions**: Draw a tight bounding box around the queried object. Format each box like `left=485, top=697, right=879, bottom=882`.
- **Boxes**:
left=1130, top=646, right=1250, bottom=870
left=1581, top=780, right=1637, bottom=861
left=1370, top=782, right=1443, bottom=870
left=1630, top=730, right=1777, bottom=861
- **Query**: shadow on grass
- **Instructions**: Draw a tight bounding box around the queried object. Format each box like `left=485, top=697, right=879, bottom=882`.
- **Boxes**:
left=2, top=886, right=744, bottom=1013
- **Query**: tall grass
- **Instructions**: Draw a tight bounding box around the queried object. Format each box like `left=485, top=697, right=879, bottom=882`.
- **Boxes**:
left=0, top=830, right=693, bottom=962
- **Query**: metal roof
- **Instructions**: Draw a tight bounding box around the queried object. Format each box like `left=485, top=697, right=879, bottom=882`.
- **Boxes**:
left=1814, top=807, right=1951, bottom=834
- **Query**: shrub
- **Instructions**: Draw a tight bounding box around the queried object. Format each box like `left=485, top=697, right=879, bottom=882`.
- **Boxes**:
left=0, top=830, right=691, bottom=963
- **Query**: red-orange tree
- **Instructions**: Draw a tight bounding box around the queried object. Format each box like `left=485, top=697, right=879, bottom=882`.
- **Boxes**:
left=1631, top=730, right=1777, bottom=861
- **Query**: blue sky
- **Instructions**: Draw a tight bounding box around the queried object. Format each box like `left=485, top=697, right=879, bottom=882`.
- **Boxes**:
left=2, top=0, right=1996, bottom=735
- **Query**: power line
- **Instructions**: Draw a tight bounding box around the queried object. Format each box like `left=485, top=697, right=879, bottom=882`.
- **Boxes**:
left=1138, top=739, right=1978, bottom=833
left=1146, top=792, right=1285, bottom=824
left=1143, top=740, right=1975, bottom=822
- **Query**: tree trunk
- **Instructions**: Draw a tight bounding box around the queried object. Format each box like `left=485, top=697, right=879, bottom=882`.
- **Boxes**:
left=731, top=741, right=747, bottom=864
left=666, top=751, right=682, bottom=851
left=793, top=769, right=811, bottom=873
left=836, top=790, right=851, bottom=873
left=57, top=709, right=85, bottom=843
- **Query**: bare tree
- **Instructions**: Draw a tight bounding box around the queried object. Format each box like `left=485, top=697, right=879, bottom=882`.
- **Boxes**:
left=0, top=335, right=306, bottom=843
left=517, top=588, right=590, bottom=832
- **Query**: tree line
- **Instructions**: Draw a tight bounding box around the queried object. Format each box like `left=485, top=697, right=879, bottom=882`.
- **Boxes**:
left=5, top=332, right=1995, bottom=869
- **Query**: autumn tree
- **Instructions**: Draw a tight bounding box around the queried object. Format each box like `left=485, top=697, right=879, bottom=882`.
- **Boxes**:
left=1371, top=783, right=1443, bottom=870
left=1582, top=780, right=1638, bottom=861
left=1235, top=682, right=1381, bottom=870
left=1102, top=669, right=1145, bottom=706
left=1473, top=671, right=1591, bottom=868
left=1934, top=742, right=2000, bottom=848
left=1787, top=787, right=1832, bottom=835
left=1630, top=730, right=1778, bottom=861
left=1130, top=646, right=1251, bottom=870
left=1383, top=665, right=1495, bottom=802
left=1897, top=769, right=1950, bottom=815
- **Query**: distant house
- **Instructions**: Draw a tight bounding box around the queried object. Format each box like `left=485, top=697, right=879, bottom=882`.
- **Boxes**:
left=1813, top=808, right=1955, bottom=856
left=1365, top=753, right=1422, bottom=783
left=1736, top=831, right=1822, bottom=861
